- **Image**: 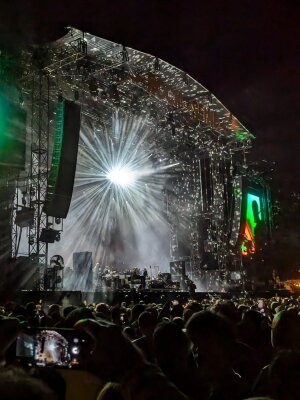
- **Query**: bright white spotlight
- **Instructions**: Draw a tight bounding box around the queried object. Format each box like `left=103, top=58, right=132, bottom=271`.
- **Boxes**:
left=72, top=346, right=79, bottom=355
left=107, top=167, right=135, bottom=187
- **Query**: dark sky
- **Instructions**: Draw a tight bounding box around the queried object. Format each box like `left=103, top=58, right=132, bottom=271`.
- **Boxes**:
left=1, top=0, right=299, bottom=194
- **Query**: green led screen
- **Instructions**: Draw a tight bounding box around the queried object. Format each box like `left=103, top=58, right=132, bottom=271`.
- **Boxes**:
left=241, top=192, right=262, bottom=256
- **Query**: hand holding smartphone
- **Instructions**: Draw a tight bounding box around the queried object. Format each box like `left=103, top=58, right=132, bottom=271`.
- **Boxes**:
left=15, top=328, right=90, bottom=369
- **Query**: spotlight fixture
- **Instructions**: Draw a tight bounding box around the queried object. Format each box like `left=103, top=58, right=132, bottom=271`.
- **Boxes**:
left=107, top=167, right=136, bottom=187
left=15, top=207, right=34, bottom=228
left=39, top=228, right=61, bottom=243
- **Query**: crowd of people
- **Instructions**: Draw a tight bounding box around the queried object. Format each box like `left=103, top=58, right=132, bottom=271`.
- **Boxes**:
left=0, top=293, right=300, bottom=399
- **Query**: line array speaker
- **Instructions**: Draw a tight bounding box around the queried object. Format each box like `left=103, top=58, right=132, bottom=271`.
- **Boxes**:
left=44, top=100, right=81, bottom=218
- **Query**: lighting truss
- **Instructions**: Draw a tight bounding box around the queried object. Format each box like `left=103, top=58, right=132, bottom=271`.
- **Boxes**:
left=27, top=74, right=50, bottom=290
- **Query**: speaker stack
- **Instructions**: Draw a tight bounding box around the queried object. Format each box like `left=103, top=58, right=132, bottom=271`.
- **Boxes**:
left=44, top=100, right=81, bottom=218
left=170, top=260, right=186, bottom=289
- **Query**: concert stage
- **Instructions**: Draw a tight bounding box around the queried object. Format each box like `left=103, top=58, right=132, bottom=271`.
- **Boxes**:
left=0, top=27, right=269, bottom=297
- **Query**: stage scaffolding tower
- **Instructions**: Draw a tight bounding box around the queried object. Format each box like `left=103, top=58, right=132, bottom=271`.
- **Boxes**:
left=11, top=30, right=87, bottom=290
left=28, top=69, right=50, bottom=290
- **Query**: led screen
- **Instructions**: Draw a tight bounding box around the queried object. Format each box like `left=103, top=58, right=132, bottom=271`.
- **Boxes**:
left=241, top=192, right=262, bottom=256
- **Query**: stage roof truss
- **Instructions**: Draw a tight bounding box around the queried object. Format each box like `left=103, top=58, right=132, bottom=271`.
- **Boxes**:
left=18, top=27, right=253, bottom=157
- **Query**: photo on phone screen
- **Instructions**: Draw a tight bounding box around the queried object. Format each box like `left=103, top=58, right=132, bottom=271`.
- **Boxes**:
left=16, top=329, right=88, bottom=369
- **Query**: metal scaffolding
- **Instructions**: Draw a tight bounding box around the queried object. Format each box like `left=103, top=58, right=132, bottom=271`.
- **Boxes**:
left=28, top=71, right=50, bottom=290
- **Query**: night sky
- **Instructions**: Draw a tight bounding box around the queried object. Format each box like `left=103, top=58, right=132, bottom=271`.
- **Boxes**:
left=1, top=0, right=299, bottom=193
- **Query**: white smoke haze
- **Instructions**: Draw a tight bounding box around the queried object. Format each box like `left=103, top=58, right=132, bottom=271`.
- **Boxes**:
left=50, top=111, right=173, bottom=272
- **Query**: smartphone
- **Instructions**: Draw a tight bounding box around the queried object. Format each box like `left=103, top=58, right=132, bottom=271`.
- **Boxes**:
left=15, top=328, right=90, bottom=369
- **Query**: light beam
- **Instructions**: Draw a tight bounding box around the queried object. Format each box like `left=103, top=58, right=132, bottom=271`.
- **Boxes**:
left=50, top=111, right=174, bottom=275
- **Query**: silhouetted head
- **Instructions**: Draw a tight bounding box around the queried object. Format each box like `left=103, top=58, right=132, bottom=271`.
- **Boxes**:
left=25, top=302, right=36, bottom=317
left=48, top=304, right=60, bottom=316
left=238, top=309, right=263, bottom=347
left=97, top=382, right=123, bottom=400
left=111, top=305, right=121, bottom=324
left=213, top=301, right=239, bottom=324
left=95, top=303, right=110, bottom=320
left=0, top=367, right=56, bottom=400
left=64, top=307, right=95, bottom=328
left=138, top=311, right=157, bottom=337
left=62, top=305, right=76, bottom=318
left=170, top=303, right=184, bottom=319
left=153, top=321, right=192, bottom=373
left=130, top=304, right=146, bottom=323
left=186, top=310, right=235, bottom=366
left=268, top=350, right=300, bottom=400
left=30, top=368, right=66, bottom=400
left=123, top=326, right=136, bottom=340
left=271, top=310, right=300, bottom=351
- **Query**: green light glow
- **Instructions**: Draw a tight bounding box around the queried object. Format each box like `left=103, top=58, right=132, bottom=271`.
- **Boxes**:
left=246, top=193, right=261, bottom=236
left=0, top=88, right=26, bottom=169
left=241, top=192, right=262, bottom=256
left=0, top=91, right=13, bottom=160
left=0, top=53, right=14, bottom=83
left=234, top=130, right=255, bottom=141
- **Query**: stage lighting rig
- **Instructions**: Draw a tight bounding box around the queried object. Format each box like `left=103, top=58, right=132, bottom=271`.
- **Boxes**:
left=12, top=27, right=255, bottom=280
